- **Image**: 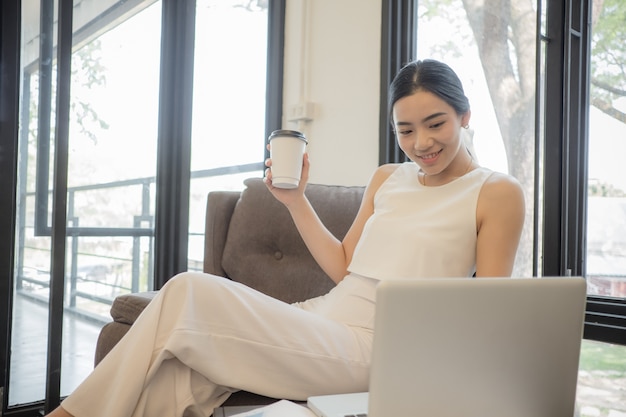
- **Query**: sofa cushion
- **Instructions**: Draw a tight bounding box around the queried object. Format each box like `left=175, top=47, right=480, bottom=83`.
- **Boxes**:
left=221, top=178, right=364, bottom=303
left=204, top=190, right=241, bottom=277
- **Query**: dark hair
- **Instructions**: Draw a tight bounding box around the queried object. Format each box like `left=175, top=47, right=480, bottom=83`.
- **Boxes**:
left=388, top=59, right=470, bottom=118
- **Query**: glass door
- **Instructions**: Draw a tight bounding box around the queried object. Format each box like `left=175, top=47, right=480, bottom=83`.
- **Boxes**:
left=10, top=0, right=162, bottom=409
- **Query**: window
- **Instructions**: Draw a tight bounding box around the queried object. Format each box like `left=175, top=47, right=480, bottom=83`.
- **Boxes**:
left=586, top=0, right=626, bottom=300
left=188, top=0, right=269, bottom=270
left=579, top=1, right=626, bottom=413
left=11, top=0, right=162, bottom=406
left=3, top=0, right=276, bottom=412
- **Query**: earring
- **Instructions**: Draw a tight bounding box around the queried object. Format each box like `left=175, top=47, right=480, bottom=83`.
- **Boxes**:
left=463, top=124, right=470, bottom=129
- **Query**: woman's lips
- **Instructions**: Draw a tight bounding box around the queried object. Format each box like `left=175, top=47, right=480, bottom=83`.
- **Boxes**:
left=417, top=149, right=442, bottom=164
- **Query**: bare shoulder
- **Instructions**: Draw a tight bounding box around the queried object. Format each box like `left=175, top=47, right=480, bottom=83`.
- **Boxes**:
left=481, top=171, right=525, bottom=203
left=357, top=163, right=402, bottom=210
left=367, top=163, right=402, bottom=192
left=342, top=163, right=402, bottom=252
left=477, top=170, right=525, bottom=225
left=374, top=163, right=402, bottom=177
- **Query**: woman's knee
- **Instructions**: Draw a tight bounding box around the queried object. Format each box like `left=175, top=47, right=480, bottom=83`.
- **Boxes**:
left=161, top=272, right=227, bottom=300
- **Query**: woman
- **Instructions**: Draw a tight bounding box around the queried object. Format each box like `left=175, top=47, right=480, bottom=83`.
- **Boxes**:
left=47, top=59, right=524, bottom=417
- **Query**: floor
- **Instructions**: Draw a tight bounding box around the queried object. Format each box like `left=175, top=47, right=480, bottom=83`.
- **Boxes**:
left=8, top=292, right=103, bottom=406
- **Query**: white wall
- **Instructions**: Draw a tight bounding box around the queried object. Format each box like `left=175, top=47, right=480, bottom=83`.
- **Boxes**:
left=282, top=0, right=382, bottom=186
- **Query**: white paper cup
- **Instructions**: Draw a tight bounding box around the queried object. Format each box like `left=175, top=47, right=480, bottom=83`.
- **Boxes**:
left=268, top=129, right=308, bottom=189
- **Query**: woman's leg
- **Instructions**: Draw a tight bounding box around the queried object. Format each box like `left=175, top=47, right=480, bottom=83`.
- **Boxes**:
left=58, top=272, right=374, bottom=417
left=46, top=407, right=73, bottom=417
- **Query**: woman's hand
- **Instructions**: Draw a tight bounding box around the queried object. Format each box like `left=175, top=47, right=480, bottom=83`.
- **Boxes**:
left=264, top=151, right=310, bottom=209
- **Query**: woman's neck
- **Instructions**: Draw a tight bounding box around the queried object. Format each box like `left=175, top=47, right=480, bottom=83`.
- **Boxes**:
left=419, top=153, right=475, bottom=186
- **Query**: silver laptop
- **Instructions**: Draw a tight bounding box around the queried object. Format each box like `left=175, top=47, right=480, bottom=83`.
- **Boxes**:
left=308, top=277, right=587, bottom=417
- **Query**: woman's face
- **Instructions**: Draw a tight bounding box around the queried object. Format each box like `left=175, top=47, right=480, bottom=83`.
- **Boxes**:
left=393, top=90, right=471, bottom=181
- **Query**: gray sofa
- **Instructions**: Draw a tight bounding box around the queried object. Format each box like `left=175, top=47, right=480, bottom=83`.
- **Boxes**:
left=94, top=177, right=365, bottom=407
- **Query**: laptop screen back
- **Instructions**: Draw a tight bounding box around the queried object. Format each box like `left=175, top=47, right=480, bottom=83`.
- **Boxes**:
left=368, top=277, right=587, bottom=417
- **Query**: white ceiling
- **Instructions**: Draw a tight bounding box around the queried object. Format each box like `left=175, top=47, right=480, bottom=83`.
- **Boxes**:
left=21, top=0, right=157, bottom=69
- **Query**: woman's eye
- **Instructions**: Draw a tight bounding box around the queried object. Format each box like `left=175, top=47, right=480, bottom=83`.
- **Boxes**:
left=430, top=121, right=444, bottom=129
left=398, top=129, right=412, bottom=136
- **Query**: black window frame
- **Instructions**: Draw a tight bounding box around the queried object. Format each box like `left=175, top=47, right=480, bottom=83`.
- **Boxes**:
left=542, top=0, right=626, bottom=346
left=0, top=0, right=22, bottom=413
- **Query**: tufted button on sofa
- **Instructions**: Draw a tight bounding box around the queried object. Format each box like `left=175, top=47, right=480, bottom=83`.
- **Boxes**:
left=94, top=177, right=365, bottom=408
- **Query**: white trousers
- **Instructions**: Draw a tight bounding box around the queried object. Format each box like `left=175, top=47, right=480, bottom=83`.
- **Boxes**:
left=61, top=272, right=377, bottom=417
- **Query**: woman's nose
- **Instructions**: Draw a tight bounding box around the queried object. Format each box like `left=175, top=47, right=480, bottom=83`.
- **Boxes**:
left=414, top=131, right=433, bottom=150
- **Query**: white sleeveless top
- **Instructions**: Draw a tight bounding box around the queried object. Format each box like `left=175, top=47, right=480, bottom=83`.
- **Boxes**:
left=348, top=162, right=493, bottom=281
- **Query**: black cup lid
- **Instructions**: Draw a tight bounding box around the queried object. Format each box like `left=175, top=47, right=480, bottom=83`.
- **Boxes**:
left=268, top=129, right=307, bottom=143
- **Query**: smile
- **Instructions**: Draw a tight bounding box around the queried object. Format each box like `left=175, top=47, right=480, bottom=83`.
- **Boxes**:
left=417, top=149, right=442, bottom=162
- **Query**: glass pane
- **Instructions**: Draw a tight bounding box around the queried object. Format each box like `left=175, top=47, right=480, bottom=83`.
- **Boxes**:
left=586, top=0, right=626, bottom=299
left=12, top=0, right=161, bottom=405
left=61, top=0, right=162, bottom=398
left=11, top=0, right=57, bottom=405
left=416, top=0, right=536, bottom=277
left=189, top=0, right=268, bottom=268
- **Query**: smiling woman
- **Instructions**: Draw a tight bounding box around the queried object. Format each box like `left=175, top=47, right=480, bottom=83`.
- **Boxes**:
left=34, top=57, right=524, bottom=417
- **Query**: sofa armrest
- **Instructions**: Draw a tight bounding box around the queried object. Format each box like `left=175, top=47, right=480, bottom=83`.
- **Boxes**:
left=110, top=291, right=158, bottom=324
left=94, top=291, right=157, bottom=366
left=204, top=190, right=241, bottom=277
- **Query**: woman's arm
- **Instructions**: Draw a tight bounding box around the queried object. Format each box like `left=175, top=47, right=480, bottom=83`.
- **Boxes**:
left=475, top=172, right=526, bottom=277
left=265, top=155, right=397, bottom=283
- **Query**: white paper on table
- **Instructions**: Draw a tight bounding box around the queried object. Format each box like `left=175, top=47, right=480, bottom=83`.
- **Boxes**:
left=229, top=399, right=317, bottom=417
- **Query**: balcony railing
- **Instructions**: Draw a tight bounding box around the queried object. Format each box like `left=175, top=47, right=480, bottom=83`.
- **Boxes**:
left=14, top=162, right=263, bottom=323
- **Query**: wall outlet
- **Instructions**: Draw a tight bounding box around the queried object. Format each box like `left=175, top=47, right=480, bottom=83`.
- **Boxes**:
left=287, top=101, right=315, bottom=122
